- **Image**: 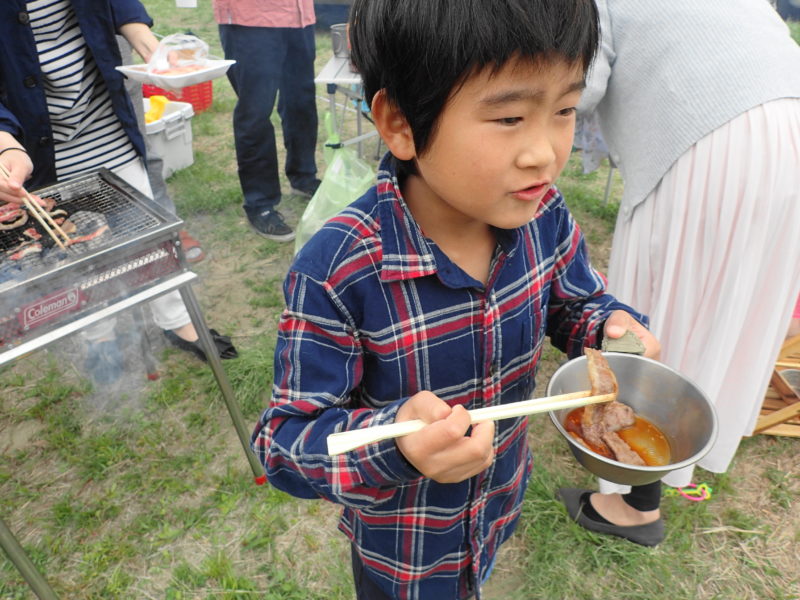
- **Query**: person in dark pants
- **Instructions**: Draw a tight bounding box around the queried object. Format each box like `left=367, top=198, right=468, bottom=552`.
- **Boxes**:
left=215, top=0, right=321, bottom=242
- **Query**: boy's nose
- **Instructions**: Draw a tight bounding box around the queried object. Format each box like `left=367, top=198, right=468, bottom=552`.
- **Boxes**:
left=516, top=132, right=557, bottom=170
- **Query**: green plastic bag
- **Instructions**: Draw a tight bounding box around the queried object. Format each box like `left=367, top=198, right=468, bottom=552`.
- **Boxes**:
left=294, top=112, right=376, bottom=254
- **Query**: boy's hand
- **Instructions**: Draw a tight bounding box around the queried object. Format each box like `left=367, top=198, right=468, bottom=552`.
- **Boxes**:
left=395, top=391, right=495, bottom=484
left=604, top=310, right=661, bottom=359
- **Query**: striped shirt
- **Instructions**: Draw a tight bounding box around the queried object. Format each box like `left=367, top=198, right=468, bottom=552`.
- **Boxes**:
left=251, top=154, right=645, bottom=599
left=27, top=0, right=138, bottom=180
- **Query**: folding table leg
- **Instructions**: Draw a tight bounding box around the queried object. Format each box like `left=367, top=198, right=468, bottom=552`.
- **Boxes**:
left=327, top=83, right=339, bottom=135
left=177, top=284, right=267, bottom=484
left=0, top=517, right=59, bottom=600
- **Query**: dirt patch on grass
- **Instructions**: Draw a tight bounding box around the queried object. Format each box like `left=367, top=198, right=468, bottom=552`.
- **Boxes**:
left=0, top=419, right=45, bottom=453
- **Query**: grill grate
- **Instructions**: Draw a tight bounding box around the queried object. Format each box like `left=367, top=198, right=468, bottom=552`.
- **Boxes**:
left=0, top=171, right=162, bottom=253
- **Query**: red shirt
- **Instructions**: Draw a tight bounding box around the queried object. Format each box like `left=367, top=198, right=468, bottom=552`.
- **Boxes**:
left=213, top=0, right=315, bottom=28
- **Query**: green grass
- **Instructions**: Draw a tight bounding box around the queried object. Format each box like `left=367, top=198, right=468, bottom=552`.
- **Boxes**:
left=789, top=20, right=800, bottom=43
left=2, top=4, right=800, bottom=599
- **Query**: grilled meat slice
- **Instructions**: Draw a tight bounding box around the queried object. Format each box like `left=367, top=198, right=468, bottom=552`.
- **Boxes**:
left=578, top=348, right=642, bottom=463
left=580, top=404, right=609, bottom=451
left=601, top=400, right=635, bottom=432
left=0, top=203, right=28, bottom=230
left=602, top=430, right=646, bottom=466
left=585, top=348, right=618, bottom=397
left=66, top=211, right=110, bottom=251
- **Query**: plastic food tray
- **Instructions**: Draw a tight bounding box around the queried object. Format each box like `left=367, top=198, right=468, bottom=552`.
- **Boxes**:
left=116, top=59, right=235, bottom=90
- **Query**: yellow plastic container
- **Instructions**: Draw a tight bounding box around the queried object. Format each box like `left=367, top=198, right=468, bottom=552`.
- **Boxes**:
left=144, top=95, right=170, bottom=124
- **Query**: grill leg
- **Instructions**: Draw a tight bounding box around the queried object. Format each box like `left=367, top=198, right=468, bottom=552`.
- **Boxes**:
left=0, top=517, right=59, bottom=600
left=177, top=284, right=266, bottom=484
left=131, top=305, right=159, bottom=381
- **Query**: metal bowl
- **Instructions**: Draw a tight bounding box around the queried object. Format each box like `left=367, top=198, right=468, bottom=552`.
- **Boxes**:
left=547, top=353, right=718, bottom=486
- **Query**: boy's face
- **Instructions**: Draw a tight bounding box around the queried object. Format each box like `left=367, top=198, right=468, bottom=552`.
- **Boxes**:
left=408, top=57, right=584, bottom=231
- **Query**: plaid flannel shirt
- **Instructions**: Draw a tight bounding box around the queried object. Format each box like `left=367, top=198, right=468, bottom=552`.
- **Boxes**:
left=252, top=154, right=645, bottom=599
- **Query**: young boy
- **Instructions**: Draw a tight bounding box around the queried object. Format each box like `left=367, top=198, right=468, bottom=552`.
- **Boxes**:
left=251, top=0, right=659, bottom=598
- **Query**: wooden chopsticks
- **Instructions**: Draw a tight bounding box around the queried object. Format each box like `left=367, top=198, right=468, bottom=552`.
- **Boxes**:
left=326, top=390, right=616, bottom=455
left=0, top=163, right=71, bottom=250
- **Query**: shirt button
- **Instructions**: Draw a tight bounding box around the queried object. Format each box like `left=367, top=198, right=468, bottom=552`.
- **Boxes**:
left=38, top=136, right=50, bottom=147
left=18, top=11, right=30, bottom=24
left=23, top=75, right=36, bottom=88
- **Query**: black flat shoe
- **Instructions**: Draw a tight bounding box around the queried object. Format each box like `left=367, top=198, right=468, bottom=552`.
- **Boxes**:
left=164, top=328, right=238, bottom=362
left=557, top=488, right=665, bottom=547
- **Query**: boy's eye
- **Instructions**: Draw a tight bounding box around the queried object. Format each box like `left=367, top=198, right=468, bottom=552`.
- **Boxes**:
left=557, top=107, right=577, bottom=117
left=496, top=117, right=522, bottom=125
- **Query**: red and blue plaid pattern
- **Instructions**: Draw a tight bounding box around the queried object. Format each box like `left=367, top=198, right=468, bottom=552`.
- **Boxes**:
left=252, top=155, right=645, bottom=599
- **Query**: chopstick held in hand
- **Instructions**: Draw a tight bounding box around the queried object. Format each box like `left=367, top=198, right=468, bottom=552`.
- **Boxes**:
left=326, top=390, right=616, bottom=455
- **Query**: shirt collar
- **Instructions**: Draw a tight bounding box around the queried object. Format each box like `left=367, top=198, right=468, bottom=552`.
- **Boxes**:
left=375, top=153, right=553, bottom=284
left=376, top=155, right=439, bottom=282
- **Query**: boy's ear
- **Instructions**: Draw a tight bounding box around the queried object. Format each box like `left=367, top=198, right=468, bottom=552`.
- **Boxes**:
left=371, top=90, right=415, bottom=160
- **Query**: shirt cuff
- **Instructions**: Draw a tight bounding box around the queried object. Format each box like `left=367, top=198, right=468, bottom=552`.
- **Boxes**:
left=355, top=400, right=422, bottom=485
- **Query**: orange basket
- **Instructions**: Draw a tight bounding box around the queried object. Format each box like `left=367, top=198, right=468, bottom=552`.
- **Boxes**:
left=142, top=80, right=213, bottom=114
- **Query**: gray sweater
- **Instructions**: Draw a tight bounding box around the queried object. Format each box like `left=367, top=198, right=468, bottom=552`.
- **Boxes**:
left=579, top=0, right=800, bottom=217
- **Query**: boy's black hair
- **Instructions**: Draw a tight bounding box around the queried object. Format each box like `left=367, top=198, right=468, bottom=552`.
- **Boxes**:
left=349, top=0, right=599, bottom=168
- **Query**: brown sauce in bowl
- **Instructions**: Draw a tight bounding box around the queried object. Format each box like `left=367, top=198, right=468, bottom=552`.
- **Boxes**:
left=564, top=406, right=671, bottom=466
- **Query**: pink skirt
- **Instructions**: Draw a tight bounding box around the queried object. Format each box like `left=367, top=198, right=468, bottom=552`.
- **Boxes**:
left=601, top=98, right=800, bottom=490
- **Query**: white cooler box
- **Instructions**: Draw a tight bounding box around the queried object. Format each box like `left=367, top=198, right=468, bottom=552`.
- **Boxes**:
left=143, top=98, right=195, bottom=179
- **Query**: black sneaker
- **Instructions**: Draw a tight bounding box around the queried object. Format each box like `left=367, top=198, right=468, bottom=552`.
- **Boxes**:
left=289, top=178, right=321, bottom=199
left=248, top=209, right=295, bottom=242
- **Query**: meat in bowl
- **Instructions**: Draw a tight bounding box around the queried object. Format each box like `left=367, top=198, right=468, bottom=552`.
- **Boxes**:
left=565, top=348, right=671, bottom=467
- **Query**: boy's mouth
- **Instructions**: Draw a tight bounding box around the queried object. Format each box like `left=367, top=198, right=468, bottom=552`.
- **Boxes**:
left=511, top=182, right=550, bottom=202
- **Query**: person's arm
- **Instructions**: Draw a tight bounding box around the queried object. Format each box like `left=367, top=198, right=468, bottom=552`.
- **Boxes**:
left=543, top=192, right=649, bottom=357
left=118, top=22, right=159, bottom=63
left=109, top=0, right=157, bottom=63
left=252, top=269, right=421, bottom=508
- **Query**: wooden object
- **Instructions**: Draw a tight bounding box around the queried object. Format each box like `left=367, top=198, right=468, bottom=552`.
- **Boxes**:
left=326, top=390, right=616, bottom=455
left=753, top=334, right=800, bottom=437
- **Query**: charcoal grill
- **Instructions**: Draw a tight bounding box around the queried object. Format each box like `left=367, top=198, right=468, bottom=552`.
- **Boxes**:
left=0, top=170, right=265, bottom=598
left=2, top=169, right=181, bottom=345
